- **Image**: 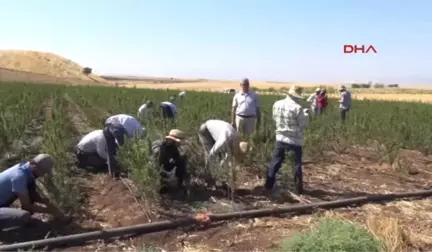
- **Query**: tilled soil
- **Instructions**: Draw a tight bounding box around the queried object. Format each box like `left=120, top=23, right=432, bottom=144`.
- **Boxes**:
left=2, top=100, right=432, bottom=251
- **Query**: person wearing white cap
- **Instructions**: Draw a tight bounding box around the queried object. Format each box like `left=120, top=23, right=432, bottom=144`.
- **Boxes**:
left=198, top=119, right=249, bottom=184
left=306, top=88, right=321, bottom=116
left=265, top=86, right=309, bottom=195
left=151, top=129, right=188, bottom=194
left=0, top=154, right=68, bottom=230
left=231, top=78, right=261, bottom=136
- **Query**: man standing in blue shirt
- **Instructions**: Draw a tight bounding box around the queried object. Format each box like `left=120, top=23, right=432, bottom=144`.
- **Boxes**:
left=0, top=154, right=67, bottom=230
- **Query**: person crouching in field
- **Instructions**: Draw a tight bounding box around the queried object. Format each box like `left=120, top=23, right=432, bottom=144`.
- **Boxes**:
left=159, top=97, right=177, bottom=119
left=76, top=125, right=129, bottom=178
left=104, top=114, right=145, bottom=139
left=151, top=129, right=188, bottom=194
left=198, top=119, right=249, bottom=186
left=306, top=88, right=320, bottom=116
left=265, top=86, right=309, bottom=195
left=0, top=154, right=69, bottom=230
left=137, top=100, right=154, bottom=120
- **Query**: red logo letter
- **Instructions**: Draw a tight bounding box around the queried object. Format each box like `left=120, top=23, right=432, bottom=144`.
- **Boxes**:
left=365, top=45, right=377, bottom=53
left=344, top=45, right=354, bottom=53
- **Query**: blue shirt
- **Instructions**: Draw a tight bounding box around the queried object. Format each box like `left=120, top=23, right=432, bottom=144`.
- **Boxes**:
left=0, top=162, right=34, bottom=207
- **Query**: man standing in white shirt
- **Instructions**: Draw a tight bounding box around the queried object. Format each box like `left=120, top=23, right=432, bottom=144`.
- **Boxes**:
left=137, top=100, right=154, bottom=119
left=265, top=86, right=309, bottom=195
left=160, top=97, right=177, bottom=119
left=198, top=119, right=249, bottom=184
left=306, top=88, right=320, bottom=116
left=231, top=78, right=261, bottom=136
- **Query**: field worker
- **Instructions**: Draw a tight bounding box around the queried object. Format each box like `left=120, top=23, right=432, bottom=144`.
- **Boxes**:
left=178, top=91, right=186, bottom=98
left=105, top=114, right=145, bottom=138
left=339, top=85, right=352, bottom=121
left=265, top=86, right=309, bottom=195
left=231, top=78, right=261, bottom=135
left=316, top=88, right=328, bottom=115
left=151, top=129, right=187, bottom=194
left=137, top=100, right=154, bottom=119
left=160, top=97, right=177, bottom=119
left=198, top=119, right=249, bottom=183
left=306, top=88, right=321, bottom=116
left=0, top=154, right=68, bottom=230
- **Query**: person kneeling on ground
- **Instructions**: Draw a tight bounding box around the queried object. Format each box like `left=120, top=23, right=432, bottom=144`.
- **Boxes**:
left=104, top=114, right=145, bottom=139
left=0, top=154, right=68, bottom=230
left=159, top=97, right=177, bottom=119
left=76, top=124, right=129, bottom=178
left=151, top=129, right=187, bottom=194
left=198, top=119, right=249, bottom=186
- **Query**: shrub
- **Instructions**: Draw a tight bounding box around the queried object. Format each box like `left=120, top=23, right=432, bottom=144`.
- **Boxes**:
left=278, top=218, right=381, bottom=252
left=82, top=67, right=92, bottom=75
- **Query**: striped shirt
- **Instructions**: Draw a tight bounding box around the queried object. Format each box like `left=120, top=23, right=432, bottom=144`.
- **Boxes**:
left=272, top=96, right=309, bottom=146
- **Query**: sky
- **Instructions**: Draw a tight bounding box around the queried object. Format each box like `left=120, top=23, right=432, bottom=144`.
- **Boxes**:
left=1, top=0, right=431, bottom=84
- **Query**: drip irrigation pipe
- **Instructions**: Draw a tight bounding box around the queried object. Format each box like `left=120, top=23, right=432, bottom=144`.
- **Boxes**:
left=1, top=189, right=432, bottom=251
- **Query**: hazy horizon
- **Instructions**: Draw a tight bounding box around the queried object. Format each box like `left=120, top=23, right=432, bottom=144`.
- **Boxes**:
left=1, top=0, right=432, bottom=85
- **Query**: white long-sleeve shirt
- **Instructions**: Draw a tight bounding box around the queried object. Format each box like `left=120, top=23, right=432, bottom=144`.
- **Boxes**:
left=137, top=104, right=152, bottom=118
left=105, top=114, right=144, bottom=138
left=76, top=130, right=108, bottom=160
left=204, top=120, right=238, bottom=157
left=272, top=96, right=309, bottom=146
left=306, top=93, right=318, bottom=108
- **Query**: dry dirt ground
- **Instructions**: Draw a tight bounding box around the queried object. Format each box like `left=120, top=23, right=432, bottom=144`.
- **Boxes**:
left=2, top=97, right=432, bottom=251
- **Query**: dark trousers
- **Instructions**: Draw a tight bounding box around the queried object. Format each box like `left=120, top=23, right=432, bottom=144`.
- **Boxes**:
left=103, top=123, right=127, bottom=177
left=340, top=108, right=350, bottom=121
left=265, top=141, right=303, bottom=194
left=76, top=149, right=107, bottom=171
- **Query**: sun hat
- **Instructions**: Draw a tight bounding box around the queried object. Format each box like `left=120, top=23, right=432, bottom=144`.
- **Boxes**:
left=32, top=154, right=54, bottom=175
left=165, top=129, right=185, bottom=143
left=287, top=85, right=304, bottom=99
left=315, top=88, right=321, bottom=92
left=339, top=85, right=347, bottom=91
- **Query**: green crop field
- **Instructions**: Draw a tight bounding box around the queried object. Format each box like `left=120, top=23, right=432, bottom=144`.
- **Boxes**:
left=1, top=82, right=432, bottom=251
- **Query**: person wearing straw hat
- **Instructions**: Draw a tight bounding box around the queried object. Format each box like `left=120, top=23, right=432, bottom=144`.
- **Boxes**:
left=0, top=154, right=68, bottom=230
left=231, top=78, right=261, bottom=136
left=151, top=129, right=188, bottom=193
left=198, top=119, right=249, bottom=185
left=306, top=88, right=321, bottom=116
left=339, top=85, right=352, bottom=121
left=137, top=100, right=154, bottom=119
left=264, top=85, right=310, bottom=195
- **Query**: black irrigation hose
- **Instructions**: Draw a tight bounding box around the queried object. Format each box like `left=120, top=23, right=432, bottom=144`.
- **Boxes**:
left=1, top=189, right=432, bottom=251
